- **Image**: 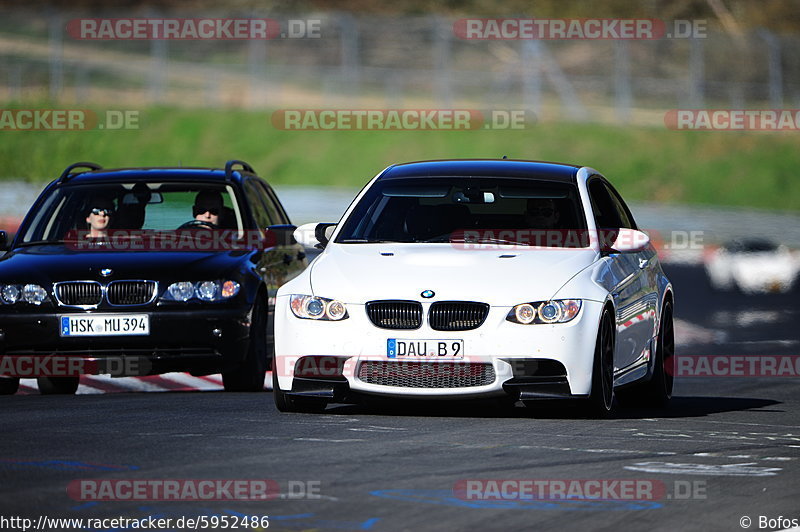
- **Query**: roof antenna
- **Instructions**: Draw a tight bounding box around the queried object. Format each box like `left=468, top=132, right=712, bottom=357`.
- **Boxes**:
left=502, top=155, right=508, bottom=159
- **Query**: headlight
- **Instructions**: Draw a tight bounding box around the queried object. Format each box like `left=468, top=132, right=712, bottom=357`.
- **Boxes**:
left=195, top=281, right=218, bottom=301
left=290, top=295, right=349, bottom=321
left=166, top=282, right=194, bottom=302
left=1, top=284, right=49, bottom=305
left=22, top=284, right=48, bottom=305
left=162, top=280, right=240, bottom=302
left=1, top=285, right=20, bottom=304
left=514, top=303, right=536, bottom=324
left=507, top=299, right=582, bottom=324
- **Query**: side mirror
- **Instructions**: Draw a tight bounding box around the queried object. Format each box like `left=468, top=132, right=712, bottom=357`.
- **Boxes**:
left=265, top=224, right=297, bottom=247
left=294, top=223, right=337, bottom=249
left=606, top=228, right=651, bottom=253
left=0, top=231, right=7, bottom=251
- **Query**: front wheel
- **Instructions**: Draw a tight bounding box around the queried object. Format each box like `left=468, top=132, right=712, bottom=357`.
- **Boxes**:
left=37, top=376, right=79, bottom=395
left=586, top=308, right=615, bottom=417
left=223, top=295, right=268, bottom=392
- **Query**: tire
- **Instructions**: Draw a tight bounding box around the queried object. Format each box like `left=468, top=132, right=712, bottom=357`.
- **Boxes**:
left=617, top=301, right=674, bottom=408
left=586, top=308, right=615, bottom=417
left=223, top=294, right=268, bottom=392
left=0, top=377, right=20, bottom=395
left=272, top=359, right=327, bottom=413
left=37, top=376, right=79, bottom=395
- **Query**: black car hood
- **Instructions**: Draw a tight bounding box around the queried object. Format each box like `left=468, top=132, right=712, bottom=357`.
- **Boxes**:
left=0, top=244, right=254, bottom=285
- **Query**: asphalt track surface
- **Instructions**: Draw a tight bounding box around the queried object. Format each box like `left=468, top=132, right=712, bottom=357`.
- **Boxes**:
left=1, top=265, right=798, bottom=532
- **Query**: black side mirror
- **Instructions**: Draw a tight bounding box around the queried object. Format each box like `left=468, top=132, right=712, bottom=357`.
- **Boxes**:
left=314, top=223, right=337, bottom=248
left=266, top=224, right=298, bottom=247
left=0, top=231, right=7, bottom=251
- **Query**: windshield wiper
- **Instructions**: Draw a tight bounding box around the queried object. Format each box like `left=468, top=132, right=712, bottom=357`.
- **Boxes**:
left=14, top=240, right=67, bottom=247
left=451, top=236, right=533, bottom=246
left=339, top=238, right=409, bottom=243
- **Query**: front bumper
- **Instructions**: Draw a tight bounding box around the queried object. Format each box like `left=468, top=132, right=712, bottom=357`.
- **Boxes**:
left=274, top=297, right=604, bottom=400
left=0, top=306, right=252, bottom=376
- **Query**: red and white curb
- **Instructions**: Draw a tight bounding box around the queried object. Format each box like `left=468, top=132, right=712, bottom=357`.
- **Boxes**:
left=16, top=372, right=273, bottom=395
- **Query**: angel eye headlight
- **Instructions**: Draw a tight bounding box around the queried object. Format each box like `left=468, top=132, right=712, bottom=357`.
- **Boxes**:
left=507, top=300, right=581, bottom=324
left=290, top=295, right=349, bottom=321
left=22, top=284, right=48, bottom=305
left=1, top=285, right=20, bottom=304
left=195, top=281, right=219, bottom=301
left=326, top=300, right=347, bottom=321
left=306, top=298, right=325, bottom=317
left=514, top=303, right=536, bottom=324
left=166, top=282, right=194, bottom=302
left=538, top=302, right=561, bottom=323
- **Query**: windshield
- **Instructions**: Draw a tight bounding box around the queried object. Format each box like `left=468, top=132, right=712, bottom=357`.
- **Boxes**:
left=335, top=177, right=588, bottom=247
left=21, top=182, right=243, bottom=243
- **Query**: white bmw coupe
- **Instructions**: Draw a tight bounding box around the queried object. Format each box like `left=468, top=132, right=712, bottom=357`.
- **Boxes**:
left=273, top=159, right=674, bottom=416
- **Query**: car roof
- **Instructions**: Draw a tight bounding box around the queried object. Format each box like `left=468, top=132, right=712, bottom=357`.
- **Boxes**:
left=380, top=159, right=580, bottom=183
left=56, top=167, right=255, bottom=186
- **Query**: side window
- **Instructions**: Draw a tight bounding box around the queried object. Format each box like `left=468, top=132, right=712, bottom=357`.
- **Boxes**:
left=259, top=182, right=290, bottom=225
left=588, top=179, right=624, bottom=229
left=606, top=185, right=636, bottom=230
left=244, top=180, right=274, bottom=230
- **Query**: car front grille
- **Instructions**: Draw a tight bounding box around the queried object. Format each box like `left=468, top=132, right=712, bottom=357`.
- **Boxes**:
left=357, top=361, right=496, bottom=388
left=429, top=301, right=490, bottom=331
left=54, top=280, right=157, bottom=307
left=54, top=281, right=102, bottom=307
left=366, top=301, right=422, bottom=329
left=107, top=281, right=157, bottom=306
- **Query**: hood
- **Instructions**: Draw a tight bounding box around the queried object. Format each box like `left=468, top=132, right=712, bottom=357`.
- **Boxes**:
left=0, top=244, right=252, bottom=285
left=309, top=243, right=598, bottom=306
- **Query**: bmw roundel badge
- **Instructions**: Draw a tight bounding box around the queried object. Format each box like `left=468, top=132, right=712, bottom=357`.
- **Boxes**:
left=421, top=290, right=435, bottom=299
left=100, top=268, right=113, bottom=278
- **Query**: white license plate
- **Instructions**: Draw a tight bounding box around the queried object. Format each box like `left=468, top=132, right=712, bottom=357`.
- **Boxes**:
left=387, top=339, right=464, bottom=359
left=60, top=314, right=150, bottom=337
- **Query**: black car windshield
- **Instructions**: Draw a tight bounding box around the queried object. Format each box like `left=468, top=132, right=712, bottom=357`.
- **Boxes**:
left=335, top=177, right=589, bottom=247
left=21, top=182, right=243, bottom=244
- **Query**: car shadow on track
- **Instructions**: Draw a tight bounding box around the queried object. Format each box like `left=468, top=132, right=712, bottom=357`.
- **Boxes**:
left=319, top=395, right=780, bottom=420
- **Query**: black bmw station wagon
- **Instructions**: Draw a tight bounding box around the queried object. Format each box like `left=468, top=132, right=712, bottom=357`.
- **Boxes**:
left=0, top=160, right=306, bottom=394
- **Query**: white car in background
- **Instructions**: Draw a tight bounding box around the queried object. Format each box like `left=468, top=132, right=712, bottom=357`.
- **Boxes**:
left=273, top=159, right=674, bottom=416
left=705, top=239, right=800, bottom=294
